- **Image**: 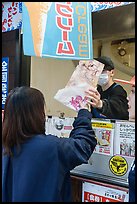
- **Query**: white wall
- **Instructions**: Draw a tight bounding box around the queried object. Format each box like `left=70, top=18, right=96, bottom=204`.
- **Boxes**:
left=100, top=40, right=135, bottom=94
left=30, top=57, right=77, bottom=117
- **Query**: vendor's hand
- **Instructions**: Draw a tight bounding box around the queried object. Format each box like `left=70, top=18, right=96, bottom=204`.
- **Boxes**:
left=85, top=87, right=103, bottom=109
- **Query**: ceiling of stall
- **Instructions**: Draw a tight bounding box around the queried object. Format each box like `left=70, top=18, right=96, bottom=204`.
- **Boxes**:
left=72, top=3, right=135, bottom=69
left=92, top=3, right=135, bottom=40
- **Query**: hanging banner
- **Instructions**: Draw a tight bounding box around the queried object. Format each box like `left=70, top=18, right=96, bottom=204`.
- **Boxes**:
left=2, top=2, right=22, bottom=33
left=90, top=2, right=134, bottom=12
left=22, top=2, right=93, bottom=60
left=2, top=57, right=9, bottom=110
left=2, top=2, right=134, bottom=33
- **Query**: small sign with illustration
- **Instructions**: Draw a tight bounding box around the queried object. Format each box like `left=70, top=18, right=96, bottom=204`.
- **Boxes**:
left=114, top=121, right=135, bottom=158
left=109, top=155, right=128, bottom=176
left=91, top=119, right=114, bottom=156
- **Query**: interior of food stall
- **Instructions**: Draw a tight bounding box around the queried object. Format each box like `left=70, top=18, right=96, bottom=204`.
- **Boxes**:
left=30, top=3, right=135, bottom=118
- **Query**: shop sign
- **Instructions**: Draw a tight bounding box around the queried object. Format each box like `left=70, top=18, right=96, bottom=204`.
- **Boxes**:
left=22, top=2, right=93, bottom=60
left=114, top=121, right=135, bottom=158
left=82, top=181, right=129, bottom=202
left=2, top=2, right=134, bottom=33
left=90, top=2, right=134, bottom=12
left=2, top=57, right=9, bottom=110
left=2, top=2, right=22, bottom=33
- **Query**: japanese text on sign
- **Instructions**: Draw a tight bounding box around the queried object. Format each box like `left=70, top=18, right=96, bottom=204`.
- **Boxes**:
left=114, top=121, right=135, bottom=157
left=2, top=2, right=22, bottom=32
left=2, top=58, right=9, bottom=109
left=55, top=2, right=75, bottom=55
left=82, top=181, right=129, bottom=202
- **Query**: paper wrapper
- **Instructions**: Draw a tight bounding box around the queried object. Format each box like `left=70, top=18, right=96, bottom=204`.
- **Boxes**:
left=54, top=59, right=104, bottom=111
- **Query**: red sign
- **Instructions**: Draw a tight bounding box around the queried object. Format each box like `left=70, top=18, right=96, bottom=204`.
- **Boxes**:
left=82, top=181, right=129, bottom=202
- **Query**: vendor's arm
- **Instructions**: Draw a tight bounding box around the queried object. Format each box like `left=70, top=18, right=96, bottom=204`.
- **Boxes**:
left=85, top=86, right=129, bottom=120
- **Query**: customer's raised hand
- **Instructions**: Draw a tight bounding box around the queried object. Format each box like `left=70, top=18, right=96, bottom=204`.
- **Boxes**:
left=78, top=100, right=91, bottom=112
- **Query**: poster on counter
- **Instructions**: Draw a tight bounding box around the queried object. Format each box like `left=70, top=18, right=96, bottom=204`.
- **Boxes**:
left=82, top=181, right=129, bottom=202
left=45, top=116, right=74, bottom=138
left=91, top=119, right=115, bottom=156
left=2, top=57, right=9, bottom=110
left=114, top=121, right=135, bottom=157
left=2, top=2, right=22, bottom=32
left=22, top=2, right=93, bottom=60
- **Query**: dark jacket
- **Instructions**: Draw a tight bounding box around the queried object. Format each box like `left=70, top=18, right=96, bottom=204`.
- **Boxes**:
left=92, top=83, right=129, bottom=120
left=128, top=160, right=135, bottom=202
left=2, top=109, right=97, bottom=202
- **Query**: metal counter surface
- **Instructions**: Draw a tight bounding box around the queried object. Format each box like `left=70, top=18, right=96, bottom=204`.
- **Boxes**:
left=70, top=153, right=134, bottom=188
left=70, top=169, right=128, bottom=188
